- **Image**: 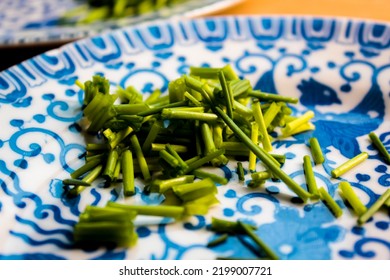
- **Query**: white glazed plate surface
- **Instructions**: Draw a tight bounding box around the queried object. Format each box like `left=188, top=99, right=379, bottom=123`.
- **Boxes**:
left=0, top=15, right=389, bottom=260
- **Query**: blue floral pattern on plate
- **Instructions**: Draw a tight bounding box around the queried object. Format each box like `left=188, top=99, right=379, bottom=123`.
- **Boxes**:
left=0, top=16, right=389, bottom=260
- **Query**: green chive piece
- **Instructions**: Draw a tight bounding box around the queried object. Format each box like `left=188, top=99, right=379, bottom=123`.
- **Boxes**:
left=151, top=143, right=188, bottom=153
left=221, top=64, right=239, bottom=81
left=62, top=178, right=91, bottom=186
left=219, top=71, right=234, bottom=118
left=159, top=149, right=179, bottom=167
left=145, top=89, right=161, bottom=105
left=309, top=137, right=325, bottom=164
left=270, top=154, right=286, bottom=164
left=249, top=122, right=259, bottom=171
left=303, top=155, right=320, bottom=198
left=189, top=66, right=220, bottom=79
left=281, top=122, right=315, bottom=138
left=384, top=197, right=390, bottom=208
left=161, top=109, right=218, bottom=122
left=68, top=164, right=103, bottom=197
left=237, top=162, right=245, bottom=181
left=248, top=179, right=265, bottom=188
left=130, top=134, right=151, bottom=181
left=80, top=205, right=137, bottom=222
left=172, top=178, right=217, bottom=202
left=102, top=148, right=119, bottom=181
left=166, top=144, right=188, bottom=170
left=358, top=189, right=390, bottom=225
left=210, top=217, right=256, bottom=234
left=215, top=107, right=311, bottom=202
left=331, top=152, right=369, bottom=178
left=193, top=169, right=228, bottom=185
left=369, top=132, right=390, bottom=164
left=150, top=175, right=195, bottom=193
left=338, top=181, right=367, bottom=216
left=137, top=100, right=188, bottom=117
left=251, top=171, right=272, bottom=181
left=122, top=150, right=135, bottom=196
left=112, top=159, right=121, bottom=182
left=184, top=149, right=225, bottom=174
left=252, top=100, right=272, bottom=152
left=107, top=202, right=185, bottom=219
left=263, top=102, right=281, bottom=128
left=115, top=103, right=149, bottom=115
left=237, top=221, right=279, bottom=260
left=248, top=90, right=298, bottom=104
left=184, top=91, right=202, bottom=107
left=141, top=120, right=162, bottom=153
left=207, top=233, right=228, bottom=248
left=318, top=187, right=343, bottom=218
left=71, top=159, right=101, bottom=179
left=281, top=110, right=315, bottom=135
left=86, top=143, right=108, bottom=151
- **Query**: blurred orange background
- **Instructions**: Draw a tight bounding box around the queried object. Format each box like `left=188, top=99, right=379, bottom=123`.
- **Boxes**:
left=211, top=0, right=389, bottom=22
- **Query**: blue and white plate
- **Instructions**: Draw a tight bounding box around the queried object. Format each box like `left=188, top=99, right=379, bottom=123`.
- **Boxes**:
left=0, top=0, right=242, bottom=47
left=0, top=16, right=389, bottom=260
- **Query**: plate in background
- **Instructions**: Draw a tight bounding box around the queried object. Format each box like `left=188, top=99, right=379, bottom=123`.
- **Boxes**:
left=0, top=15, right=389, bottom=260
left=0, top=0, right=243, bottom=47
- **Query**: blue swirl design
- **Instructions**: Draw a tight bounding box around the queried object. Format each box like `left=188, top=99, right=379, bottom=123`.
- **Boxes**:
left=0, top=16, right=389, bottom=259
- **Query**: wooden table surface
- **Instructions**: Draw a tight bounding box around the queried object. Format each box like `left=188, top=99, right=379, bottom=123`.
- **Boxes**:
left=0, top=0, right=388, bottom=71
left=212, top=0, right=389, bottom=22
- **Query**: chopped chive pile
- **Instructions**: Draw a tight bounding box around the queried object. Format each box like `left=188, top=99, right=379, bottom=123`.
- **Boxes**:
left=62, top=65, right=389, bottom=255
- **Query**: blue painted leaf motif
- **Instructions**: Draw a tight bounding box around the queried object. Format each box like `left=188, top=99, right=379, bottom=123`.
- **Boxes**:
left=298, top=78, right=341, bottom=107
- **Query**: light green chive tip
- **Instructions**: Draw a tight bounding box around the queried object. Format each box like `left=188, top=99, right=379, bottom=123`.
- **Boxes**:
left=331, top=152, right=368, bottom=178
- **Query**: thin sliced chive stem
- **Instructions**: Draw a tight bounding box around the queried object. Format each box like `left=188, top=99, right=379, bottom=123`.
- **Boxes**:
left=130, top=134, right=151, bottom=181
left=185, top=75, right=213, bottom=105
left=251, top=171, right=271, bottom=181
left=233, top=100, right=253, bottom=118
left=195, top=121, right=203, bottom=156
left=358, top=189, right=390, bottom=225
left=185, top=156, right=200, bottom=165
left=189, top=66, right=220, bottom=79
left=86, top=143, right=108, bottom=151
left=68, top=164, right=103, bottom=197
left=71, top=159, right=101, bottom=179
left=252, top=100, right=272, bottom=152
left=137, top=100, right=188, bottom=116
left=318, top=187, right=343, bottom=218
left=248, top=90, right=298, bottom=104
left=213, top=122, right=224, bottom=149
left=215, top=107, right=311, bottom=202
left=201, top=122, right=216, bottom=154
left=221, top=141, right=250, bottom=152
left=159, top=150, right=179, bottom=167
left=282, top=110, right=314, bottom=134
left=263, top=102, right=281, bottom=128
left=112, top=160, right=121, bottom=182
left=62, top=178, right=91, bottom=186
left=109, top=126, right=133, bottom=149
left=151, top=175, right=195, bottom=193
left=193, top=169, right=228, bottom=185
left=237, top=162, right=245, bottom=181
left=385, top=197, right=390, bottom=207
left=172, top=178, right=216, bottom=202
left=122, top=150, right=135, bottom=196
left=207, top=234, right=228, bottom=248
left=222, top=64, right=239, bottom=81
left=166, top=144, right=188, bottom=170
left=145, top=89, right=161, bottom=104
left=248, top=179, right=265, bottom=188
left=107, top=202, right=185, bottom=219
left=151, top=143, right=188, bottom=153
left=210, top=217, right=256, bottom=234
left=75, top=79, right=85, bottom=90
left=231, top=79, right=251, bottom=98
left=303, top=155, right=319, bottom=198
left=237, top=221, right=279, bottom=260
left=270, top=154, right=286, bottom=164
left=169, top=106, right=205, bottom=112
left=184, top=91, right=202, bottom=107
left=249, top=122, right=259, bottom=171
left=141, top=120, right=162, bottom=153
left=281, top=122, right=315, bottom=138
left=184, top=149, right=225, bottom=174
left=161, top=109, right=218, bottom=122
left=338, top=181, right=367, bottom=216
left=114, top=103, right=149, bottom=115
left=331, top=152, right=368, bottom=178
left=102, top=148, right=119, bottom=180
left=369, top=132, right=390, bottom=164
left=219, top=71, right=234, bottom=118
left=309, top=137, right=325, bottom=164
